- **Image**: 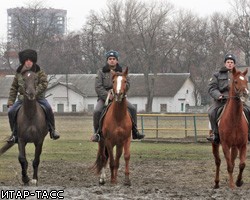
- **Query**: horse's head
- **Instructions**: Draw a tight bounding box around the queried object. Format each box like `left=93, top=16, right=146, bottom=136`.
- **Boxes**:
left=22, top=70, right=37, bottom=101
left=231, top=67, right=249, bottom=102
left=111, top=67, right=128, bottom=103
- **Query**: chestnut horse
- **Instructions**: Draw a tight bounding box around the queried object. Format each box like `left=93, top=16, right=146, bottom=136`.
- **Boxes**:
left=0, top=70, right=48, bottom=185
left=212, top=67, right=249, bottom=189
left=93, top=67, right=132, bottom=185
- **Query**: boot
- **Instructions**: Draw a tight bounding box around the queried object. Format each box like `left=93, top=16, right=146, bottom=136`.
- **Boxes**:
left=7, top=130, right=18, bottom=143
left=132, top=124, right=145, bottom=140
left=248, top=123, right=250, bottom=141
left=49, top=129, right=60, bottom=140
left=91, top=133, right=101, bottom=142
left=206, top=130, right=213, bottom=142
left=91, top=128, right=101, bottom=142
left=207, top=132, right=220, bottom=144
left=44, top=106, right=60, bottom=140
left=48, top=123, right=60, bottom=140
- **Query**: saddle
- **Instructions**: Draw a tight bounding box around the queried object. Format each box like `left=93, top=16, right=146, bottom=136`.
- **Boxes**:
left=13, top=103, right=48, bottom=129
left=216, top=105, right=248, bottom=124
left=97, top=90, right=114, bottom=134
left=216, top=106, right=225, bottom=122
left=14, top=103, right=47, bottom=117
left=97, top=103, right=112, bottom=135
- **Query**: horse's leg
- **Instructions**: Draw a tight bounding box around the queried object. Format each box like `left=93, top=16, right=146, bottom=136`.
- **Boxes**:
left=212, top=143, right=221, bottom=189
left=31, top=142, right=43, bottom=186
left=231, top=146, right=238, bottom=170
left=123, top=139, right=131, bottom=186
left=106, top=143, right=115, bottom=184
left=18, top=141, right=30, bottom=185
left=99, top=167, right=106, bottom=185
left=221, top=144, right=234, bottom=189
left=97, top=140, right=108, bottom=185
left=113, top=145, right=123, bottom=184
left=236, top=145, right=247, bottom=187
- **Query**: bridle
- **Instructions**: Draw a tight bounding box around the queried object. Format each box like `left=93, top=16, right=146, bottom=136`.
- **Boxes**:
left=113, top=75, right=127, bottom=103
left=22, top=71, right=37, bottom=100
left=230, top=75, right=249, bottom=102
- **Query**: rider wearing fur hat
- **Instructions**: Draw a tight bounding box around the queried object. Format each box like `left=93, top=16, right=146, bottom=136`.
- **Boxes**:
left=7, top=49, right=60, bottom=143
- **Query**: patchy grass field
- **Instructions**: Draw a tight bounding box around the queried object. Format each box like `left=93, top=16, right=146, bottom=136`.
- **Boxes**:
left=1, top=114, right=250, bottom=199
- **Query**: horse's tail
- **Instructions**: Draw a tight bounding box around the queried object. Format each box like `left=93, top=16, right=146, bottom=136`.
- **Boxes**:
left=0, top=142, right=15, bottom=156
left=92, top=140, right=109, bottom=174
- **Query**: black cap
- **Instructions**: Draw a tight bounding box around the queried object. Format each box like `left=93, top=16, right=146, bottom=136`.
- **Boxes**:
left=224, top=53, right=236, bottom=63
left=106, top=50, right=119, bottom=60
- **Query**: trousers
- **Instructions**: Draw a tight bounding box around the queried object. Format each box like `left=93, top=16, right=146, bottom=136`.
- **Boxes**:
left=93, top=99, right=137, bottom=133
left=8, top=99, right=56, bottom=132
left=208, top=101, right=250, bottom=134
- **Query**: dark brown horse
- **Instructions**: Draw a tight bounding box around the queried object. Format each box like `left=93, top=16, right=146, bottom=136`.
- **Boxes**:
left=0, top=70, right=48, bottom=186
left=212, top=67, right=249, bottom=189
left=93, top=67, right=132, bottom=185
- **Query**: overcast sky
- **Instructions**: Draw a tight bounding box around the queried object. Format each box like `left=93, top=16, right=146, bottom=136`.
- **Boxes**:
left=0, top=0, right=232, bottom=42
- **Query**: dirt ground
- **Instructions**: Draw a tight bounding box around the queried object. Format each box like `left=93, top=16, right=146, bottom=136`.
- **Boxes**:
left=1, top=158, right=250, bottom=200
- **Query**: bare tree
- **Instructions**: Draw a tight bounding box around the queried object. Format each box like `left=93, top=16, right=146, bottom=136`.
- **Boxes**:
left=78, top=15, right=106, bottom=73
left=2, top=1, right=68, bottom=74
left=112, top=0, right=176, bottom=112
left=8, top=2, right=63, bottom=51
left=228, top=0, right=250, bottom=65
left=83, top=0, right=207, bottom=111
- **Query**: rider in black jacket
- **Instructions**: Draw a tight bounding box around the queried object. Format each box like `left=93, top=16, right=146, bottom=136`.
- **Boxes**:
left=207, top=53, right=250, bottom=144
left=91, top=50, right=145, bottom=142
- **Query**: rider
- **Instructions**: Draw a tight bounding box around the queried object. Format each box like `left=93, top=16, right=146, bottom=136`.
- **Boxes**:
left=7, top=49, right=60, bottom=143
left=207, top=53, right=250, bottom=144
left=91, top=50, right=145, bottom=142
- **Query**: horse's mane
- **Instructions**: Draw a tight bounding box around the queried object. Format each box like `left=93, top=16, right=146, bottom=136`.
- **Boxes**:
left=115, top=71, right=123, bottom=76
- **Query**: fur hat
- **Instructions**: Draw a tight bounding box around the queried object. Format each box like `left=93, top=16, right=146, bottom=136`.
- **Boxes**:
left=19, top=49, right=37, bottom=64
left=106, top=50, right=119, bottom=60
left=224, top=53, right=236, bottom=63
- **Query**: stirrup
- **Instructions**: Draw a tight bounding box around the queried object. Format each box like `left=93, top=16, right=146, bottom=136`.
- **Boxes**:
left=50, top=130, right=60, bottom=140
left=206, top=135, right=214, bottom=142
left=91, top=133, right=100, bottom=142
left=132, top=130, right=145, bottom=140
left=7, top=135, right=16, bottom=143
left=206, top=133, right=220, bottom=144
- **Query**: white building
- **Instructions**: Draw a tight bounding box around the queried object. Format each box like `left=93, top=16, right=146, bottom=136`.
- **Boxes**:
left=0, top=73, right=200, bottom=113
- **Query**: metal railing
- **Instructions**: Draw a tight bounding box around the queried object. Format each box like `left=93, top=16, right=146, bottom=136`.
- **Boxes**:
left=137, top=113, right=209, bottom=142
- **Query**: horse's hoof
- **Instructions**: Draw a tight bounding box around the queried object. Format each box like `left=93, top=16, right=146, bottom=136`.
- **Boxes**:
left=31, top=179, right=38, bottom=186
left=213, top=185, right=219, bottom=189
left=111, top=180, right=117, bottom=185
left=236, top=180, right=243, bottom=187
left=123, top=176, right=131, bottom=186
left=22, top=177, right=30, bottom=185
left=99, top=179, right=105, bottom=185
left=124, top=180, right=131, bottom=186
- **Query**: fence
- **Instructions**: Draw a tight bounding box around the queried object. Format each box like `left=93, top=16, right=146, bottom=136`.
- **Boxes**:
left=137, top=113, right=210, bottom=143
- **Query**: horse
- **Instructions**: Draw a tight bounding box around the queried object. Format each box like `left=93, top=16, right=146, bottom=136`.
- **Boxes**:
left=93, top=67, right=132, bottom=185
left=0, top=70, right=48, bottom=186
left=212, top=66, right=249, bottom=189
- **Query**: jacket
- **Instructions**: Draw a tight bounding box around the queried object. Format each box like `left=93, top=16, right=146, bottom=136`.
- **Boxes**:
left=95, top=64, right=130, bottom=101
left=7, top=64, right=48, bottom=106
left=208, top=66, right=231, bottom=104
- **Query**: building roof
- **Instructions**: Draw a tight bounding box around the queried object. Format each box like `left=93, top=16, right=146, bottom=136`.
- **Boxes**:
left=128, top=73, right=190, bottom=97
left=48, top=73, right=191, bottom=97
left=0, top=73, right=191, bottom=98
left=48, top=74, right=97, bottom=97
left=47, top=82, right=86, bottom=97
